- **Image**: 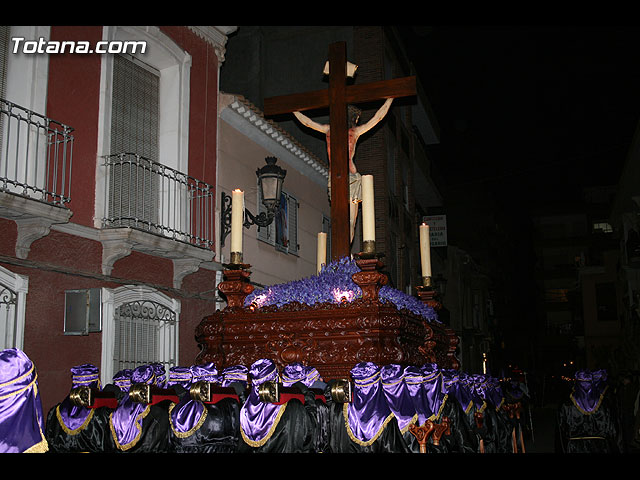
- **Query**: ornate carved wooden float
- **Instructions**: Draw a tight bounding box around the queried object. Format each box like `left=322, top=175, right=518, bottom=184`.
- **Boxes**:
left=195, top=257, right=459, bottom=380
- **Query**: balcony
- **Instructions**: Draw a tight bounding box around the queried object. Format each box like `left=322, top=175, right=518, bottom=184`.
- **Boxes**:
left=99, top=153, right=216, bottom=286
left=0, top=98, right=74, bottom=258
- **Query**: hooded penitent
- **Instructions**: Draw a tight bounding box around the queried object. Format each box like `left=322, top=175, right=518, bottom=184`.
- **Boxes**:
left=151, top=363, right=166, bottom=387
left=109, top=364, right=157, bottom=451
left=570, top=369, right=608, bottom=414
left=168, top=364, right=204, bottom=438
left=0, top=348, right=48, bottom=453
left=405, top=364, right=447, bottom=424
left=113, top=369, right=133, bottom=393
left=221, top=364, right=248, bottom=388
left=54, top=363, right=101, bottom=435
left=442, top=368, right=474, bottom=415
left=166, top=366, right=193, bottom=391
left=380, top=363, right=418, bottom=434
left=240, top=358, right=283, bottom=447
left=345, top=362, right=395, bottom=446
left=282, top=362, right=322, bottom=388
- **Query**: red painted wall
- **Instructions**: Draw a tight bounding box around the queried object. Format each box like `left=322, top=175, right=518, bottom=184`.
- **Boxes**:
left=46, top=26, right=103, bottom=228
left=160, top=26, right=218, bottom=188
left=2, top=231, right=108, bottom=414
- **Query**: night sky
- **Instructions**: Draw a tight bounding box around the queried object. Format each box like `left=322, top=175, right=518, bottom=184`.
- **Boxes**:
left=398, top=26, right=640, bottom=213
left=396, top=26, right=640, bottom=363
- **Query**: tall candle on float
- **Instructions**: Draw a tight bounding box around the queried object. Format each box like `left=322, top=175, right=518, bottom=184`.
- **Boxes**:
left=362, top=175, right=375, bottom=253
left=230, top=189, right=244, bottom=263
left=419, top=223, right=432, bottom=280
left=317, top=232, right=327, bottom=274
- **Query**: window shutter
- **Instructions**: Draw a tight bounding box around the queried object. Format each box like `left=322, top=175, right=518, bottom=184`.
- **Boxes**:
left=322, top=214, right=331, bottom=263
left=108, top=54, right=160, bottom=229
left=0, top=26, right=8, bottom=98
left=257, top=186, right=298, bottom=256
left=110, top=54, right=159, bottom=160
left=287, top=193, right=299, bottom=256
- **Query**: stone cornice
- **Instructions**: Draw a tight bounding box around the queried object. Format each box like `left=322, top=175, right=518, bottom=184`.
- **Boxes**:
left=219, top=93, right=329, bottom=187
left=187, top=26, right=237, bottom=63
left=50, top=222, right=223, bottom=288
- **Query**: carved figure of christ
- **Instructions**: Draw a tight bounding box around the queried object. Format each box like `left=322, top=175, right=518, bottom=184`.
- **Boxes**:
left=263, top=42, right=416, bottom=260
left=293, top=97, right=394, bottom=245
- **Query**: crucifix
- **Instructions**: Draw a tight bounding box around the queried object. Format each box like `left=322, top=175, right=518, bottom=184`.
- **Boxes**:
left=263, top=41, right=416, bottom=261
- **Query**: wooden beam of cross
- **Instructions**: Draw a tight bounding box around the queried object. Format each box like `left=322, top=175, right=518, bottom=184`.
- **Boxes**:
left=263, top=42, right=416, bottom=261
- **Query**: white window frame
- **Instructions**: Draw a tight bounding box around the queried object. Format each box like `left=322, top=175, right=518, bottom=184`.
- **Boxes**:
left=0, top=265, right=28, bottom=351
left=257, top=187, right=299, bottom=256
left=100, top=285, right=180, bottom=386
left=1, top=26, right=51, bottom=197
left=94, top=26, right=192, bottom=229
left=2, top=26, right=50, bottom=114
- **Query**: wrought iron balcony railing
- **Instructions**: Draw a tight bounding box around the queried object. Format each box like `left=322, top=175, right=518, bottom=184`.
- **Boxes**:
left=102, top=153, right=215, bottom=249
left=0, top=98, right=74, bottom=207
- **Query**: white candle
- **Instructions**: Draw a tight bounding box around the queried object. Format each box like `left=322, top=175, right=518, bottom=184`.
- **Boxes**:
left=317, top=232, right=327, bottom=273
left=230, top=189, right=244, bottom=254
left=362, top=174, right=375, bottom=242
left=419, top=223, right=432, bottom=278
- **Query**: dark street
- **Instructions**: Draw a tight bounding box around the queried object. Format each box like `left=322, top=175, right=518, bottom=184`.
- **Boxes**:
left=526, top=406, right=557, bottom=453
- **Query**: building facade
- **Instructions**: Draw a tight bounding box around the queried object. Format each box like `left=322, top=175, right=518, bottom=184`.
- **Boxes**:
left=532, top=186, right=622, bottom=379
left=610, top=120, right=640, bottom=374
left=216, top=92, right=330, bottom=286
left=0, top=25, right=235, bottom=413
left=0, top=25, right=339, bottom=414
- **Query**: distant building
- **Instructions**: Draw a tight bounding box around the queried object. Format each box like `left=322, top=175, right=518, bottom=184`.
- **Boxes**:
left=532, top=185, right=621, bottom=377
left=610, top=119, right=640, bottom=373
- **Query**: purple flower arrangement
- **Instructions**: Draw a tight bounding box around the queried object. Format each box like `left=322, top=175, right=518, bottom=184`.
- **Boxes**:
left=243, top=256, right=439, bottom=323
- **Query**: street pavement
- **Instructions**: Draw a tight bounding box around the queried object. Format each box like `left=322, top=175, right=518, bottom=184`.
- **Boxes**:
left=524, top=406, right=557, bottom=453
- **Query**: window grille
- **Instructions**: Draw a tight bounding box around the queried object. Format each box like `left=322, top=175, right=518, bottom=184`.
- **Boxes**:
left=0, top=283, right=17, bottom=350
left=112, top=299, right=178, bottom=374
left=0, top=266, right=27, bottom=351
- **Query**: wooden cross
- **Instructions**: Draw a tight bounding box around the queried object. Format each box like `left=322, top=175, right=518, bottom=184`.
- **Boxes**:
left=263, top=42, right=416, bottom=260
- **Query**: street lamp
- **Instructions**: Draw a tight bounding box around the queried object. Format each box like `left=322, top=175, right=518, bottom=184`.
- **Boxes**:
left=220, top=156, right=287, bottom=249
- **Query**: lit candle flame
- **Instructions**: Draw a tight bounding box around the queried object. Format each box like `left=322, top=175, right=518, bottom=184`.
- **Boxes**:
left=251, top=292, right=269, bottom=308
left=332, top=288, right=355, bottom=304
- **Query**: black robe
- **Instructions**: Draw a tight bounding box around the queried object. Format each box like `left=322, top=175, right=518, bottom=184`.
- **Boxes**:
left=237, top=382, right=319, bottom=453
left=326, top=379, right=409, bottom=453
left=555, top=387, right=624, bottom=453
left=309, top=386, right=332, bottom=453
left=422, top=395, right=477, bottom=454
left=167, top=383, right=244, bottom=453
left=106, top=385, right=187, bottom=453
left=45, top=383, right=122, bottom=453
left=468, top=401, right=506, bottom=453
